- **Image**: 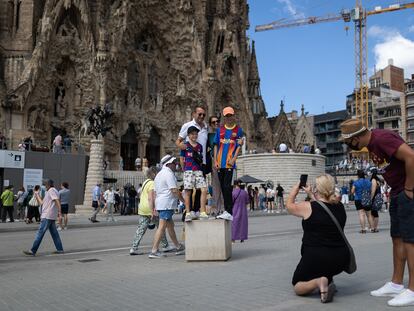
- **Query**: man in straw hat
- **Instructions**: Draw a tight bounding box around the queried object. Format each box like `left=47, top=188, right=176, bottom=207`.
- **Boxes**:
left=340, top=118, right=414, bottom=307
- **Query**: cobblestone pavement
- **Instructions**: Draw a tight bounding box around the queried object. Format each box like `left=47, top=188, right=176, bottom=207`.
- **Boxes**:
left=0, top=210, right=399, bottom=311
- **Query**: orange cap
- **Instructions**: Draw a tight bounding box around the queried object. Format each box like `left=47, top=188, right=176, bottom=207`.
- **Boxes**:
left=223, top=106, right=235, bottom=116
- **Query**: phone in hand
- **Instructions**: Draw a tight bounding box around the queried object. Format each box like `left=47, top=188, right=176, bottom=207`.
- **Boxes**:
left=299, top=174, right=308, bottom=188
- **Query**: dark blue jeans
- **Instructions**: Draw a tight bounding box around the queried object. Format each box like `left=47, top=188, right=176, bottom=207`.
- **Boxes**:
left=31, top=219, right=63, bottom=254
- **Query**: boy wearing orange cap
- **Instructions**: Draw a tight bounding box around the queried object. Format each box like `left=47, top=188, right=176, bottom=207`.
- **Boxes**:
left=213, top=106, right=244, bottom=221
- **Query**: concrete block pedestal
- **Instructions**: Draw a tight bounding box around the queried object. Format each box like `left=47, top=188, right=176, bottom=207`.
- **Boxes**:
left=185, top=219, right=232, bottom=261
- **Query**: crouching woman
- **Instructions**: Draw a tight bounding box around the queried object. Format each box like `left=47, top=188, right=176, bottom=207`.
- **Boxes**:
left=286, top=174, right=350, bottom=303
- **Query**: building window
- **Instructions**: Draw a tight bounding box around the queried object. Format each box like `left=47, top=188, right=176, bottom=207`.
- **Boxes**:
left=392, top=120, right=399, bottom=129
left=378, top=122, right=384, bottom=129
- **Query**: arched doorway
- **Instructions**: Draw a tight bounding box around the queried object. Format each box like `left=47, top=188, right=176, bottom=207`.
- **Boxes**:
left=146, top=128, right=160, bottom=167
left=121, top=123, right=138, bottom=171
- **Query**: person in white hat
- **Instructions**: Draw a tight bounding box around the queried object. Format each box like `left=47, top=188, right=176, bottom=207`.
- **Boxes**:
left=148, top=155, right=185, bottom=259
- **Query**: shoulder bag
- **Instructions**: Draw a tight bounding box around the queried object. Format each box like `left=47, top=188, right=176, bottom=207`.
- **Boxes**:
left=317, top=201, right=357, bottom=274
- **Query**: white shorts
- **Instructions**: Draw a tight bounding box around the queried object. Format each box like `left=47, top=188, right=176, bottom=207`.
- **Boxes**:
left=183, top=170, right=206, bottom=190
left=341, top=194, right=349, bottom=204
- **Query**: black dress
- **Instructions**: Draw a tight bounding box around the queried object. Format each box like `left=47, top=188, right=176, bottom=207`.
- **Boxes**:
left=292, top=201, right=349, bottom=285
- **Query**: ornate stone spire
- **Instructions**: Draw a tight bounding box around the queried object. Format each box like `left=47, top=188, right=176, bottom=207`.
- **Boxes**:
left=301, top=104, right=305, bottom=116
left=248, top=40, right=259, bottom=81
left=280, top=100, right=284, bottom=113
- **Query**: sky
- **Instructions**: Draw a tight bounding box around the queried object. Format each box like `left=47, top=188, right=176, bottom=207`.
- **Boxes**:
left=247, top=0, right=414, bottom=118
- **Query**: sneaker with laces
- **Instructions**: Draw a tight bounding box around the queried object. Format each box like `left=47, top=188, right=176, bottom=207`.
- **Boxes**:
left=148, top=251, right=164, bottom=259
left=175, top=244, right=185, bottom=255
left=388, top=289, right=414, bottom=307
left=217, top=211, right=233, bottom=221
left=161, top=245, right=176, bottom=253
left=199, top=212, right=208, bottom=220
left=185, top=213, right=192, bottom=222
left=370, top=282, right=405, bottom=297
left=130, top=248, right=143, bottom=255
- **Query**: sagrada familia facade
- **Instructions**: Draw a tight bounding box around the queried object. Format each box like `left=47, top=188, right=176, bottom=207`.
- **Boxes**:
left=0, top=0, right=314, bottom=169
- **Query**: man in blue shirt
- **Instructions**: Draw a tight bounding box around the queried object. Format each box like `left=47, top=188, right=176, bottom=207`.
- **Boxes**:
left=89, top=184, right=102, bottom=223
left=351, top=170, right=373, bottom=233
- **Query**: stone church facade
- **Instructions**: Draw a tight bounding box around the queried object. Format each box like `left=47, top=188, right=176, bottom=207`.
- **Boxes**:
left=0, top=0, right=273, bottom=169
left=0, top=0, right=313, bottom=169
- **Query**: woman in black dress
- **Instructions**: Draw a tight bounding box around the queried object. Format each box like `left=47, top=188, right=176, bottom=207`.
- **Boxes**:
left=286, top=174, right=350, bottom=303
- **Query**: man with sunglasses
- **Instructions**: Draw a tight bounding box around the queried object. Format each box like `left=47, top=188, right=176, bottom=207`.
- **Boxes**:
left=340, top=118, right=414, bottom=307
left=176, top=105, right=208, bottom=166
left=214, top=106, right=244, bottom=221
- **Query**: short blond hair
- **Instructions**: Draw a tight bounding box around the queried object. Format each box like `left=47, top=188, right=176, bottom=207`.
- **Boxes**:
left=315, top=174, right=337, bottom=204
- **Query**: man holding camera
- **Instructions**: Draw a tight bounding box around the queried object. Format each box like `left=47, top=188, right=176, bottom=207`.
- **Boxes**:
left=340, top=119, right=414, bottom=307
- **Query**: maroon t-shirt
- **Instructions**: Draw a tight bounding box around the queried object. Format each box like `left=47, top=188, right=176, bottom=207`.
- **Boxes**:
left=367, top=129, right=405, bottom=197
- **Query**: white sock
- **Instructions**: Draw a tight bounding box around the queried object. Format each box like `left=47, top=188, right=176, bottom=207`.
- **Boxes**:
left=390, top=282, right=404, bottom=290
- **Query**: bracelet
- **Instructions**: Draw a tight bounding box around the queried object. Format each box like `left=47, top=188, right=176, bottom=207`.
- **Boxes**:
left=405, top=188, right=414, bottom=192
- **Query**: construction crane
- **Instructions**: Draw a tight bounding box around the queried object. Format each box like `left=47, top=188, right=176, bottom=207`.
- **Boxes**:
left=256, top=1, right=414, bottom=128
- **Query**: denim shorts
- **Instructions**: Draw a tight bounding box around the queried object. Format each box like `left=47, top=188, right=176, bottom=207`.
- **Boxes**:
left=390, top=192, right=414, bottom=243
left=158, top=210, right=174, bottom=220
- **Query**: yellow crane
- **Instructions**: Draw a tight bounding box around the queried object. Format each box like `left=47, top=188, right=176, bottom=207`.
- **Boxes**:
left=256, top=1, right=414, bottom=128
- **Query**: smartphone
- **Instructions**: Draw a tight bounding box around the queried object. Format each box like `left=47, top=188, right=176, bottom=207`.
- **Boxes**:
left=299, top=174, right=308, bottom=188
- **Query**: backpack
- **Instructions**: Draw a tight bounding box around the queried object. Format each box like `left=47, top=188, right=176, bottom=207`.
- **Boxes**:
left=361, top=181, right=371, bottom=207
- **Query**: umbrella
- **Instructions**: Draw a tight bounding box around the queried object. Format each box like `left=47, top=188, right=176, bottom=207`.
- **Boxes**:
left=238, top=175, right=264, bottom=184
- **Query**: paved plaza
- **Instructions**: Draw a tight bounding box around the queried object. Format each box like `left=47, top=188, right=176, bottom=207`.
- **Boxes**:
left=0, top=211, right=402, bottom=311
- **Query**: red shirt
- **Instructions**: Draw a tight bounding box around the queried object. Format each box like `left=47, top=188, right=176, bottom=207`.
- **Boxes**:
left=367, top=129, right=405, bottom=197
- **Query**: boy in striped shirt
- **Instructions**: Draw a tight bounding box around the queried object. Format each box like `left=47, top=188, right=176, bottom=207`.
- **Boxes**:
left=214, top=106, right=244, bottom=221
left=180, top=126, right=208, bottom=221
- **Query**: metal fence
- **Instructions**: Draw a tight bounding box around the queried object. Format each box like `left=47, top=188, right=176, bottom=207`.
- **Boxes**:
left=104, top=170, right=146, bottom=190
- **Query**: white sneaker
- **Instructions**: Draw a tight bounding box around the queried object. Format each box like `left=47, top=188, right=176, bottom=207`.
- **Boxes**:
left=388, top=289, right=414, bottom=307
left=190, top=211, right=198, bottom=220
left=129, top=248, right=143, bottom=255
left=217, top=211, right=233, bottom=221
left=370, top=282, right=405, bottom=297
left=57, top=226, right=62, bottom=231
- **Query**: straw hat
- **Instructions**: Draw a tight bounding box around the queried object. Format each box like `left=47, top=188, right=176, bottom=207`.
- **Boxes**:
left=339, top=119, right=367, bottom=141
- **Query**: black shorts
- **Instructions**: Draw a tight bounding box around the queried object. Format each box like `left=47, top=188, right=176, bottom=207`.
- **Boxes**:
left=267, top=197, right=274, bottom=202
left=355, top=200, right=371, bottom=211
left=92, top=201, right=98, bottom=209
left=390, top=192, right=414, bottom=243
left=61, top=204, right=69, bottom=214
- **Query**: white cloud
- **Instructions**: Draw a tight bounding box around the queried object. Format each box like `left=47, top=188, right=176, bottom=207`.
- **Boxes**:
left=369, top=26, right=414, bottom=77
left=277, top=0, right=305, bottom=19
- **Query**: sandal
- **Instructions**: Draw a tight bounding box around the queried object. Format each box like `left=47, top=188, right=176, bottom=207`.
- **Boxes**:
left=359, top=229, right=367, bottom=234
left=372, top=228, right=379, bottom=233
left=320, top=283, right=336, bottom=303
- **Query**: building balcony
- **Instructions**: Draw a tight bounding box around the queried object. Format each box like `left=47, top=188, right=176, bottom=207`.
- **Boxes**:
left=375, top=115, right=401, bottom=122
left=407, top=101, right=414, bottom=108
left=407, top=114, right=414, bottom=121
left=375, top=101, right=401, bottom=109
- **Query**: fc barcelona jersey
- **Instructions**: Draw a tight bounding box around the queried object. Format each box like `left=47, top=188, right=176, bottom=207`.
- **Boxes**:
left=214, top=124, right=243, bottom=169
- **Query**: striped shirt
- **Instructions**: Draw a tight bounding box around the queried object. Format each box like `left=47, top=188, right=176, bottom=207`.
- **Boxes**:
left=214, top=124, right=243, bottom=169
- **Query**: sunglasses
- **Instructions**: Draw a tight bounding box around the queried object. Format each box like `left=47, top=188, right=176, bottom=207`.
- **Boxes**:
left=198, top=113, right=206, bottom=117
left=211, top=120, right=219, bottom=124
